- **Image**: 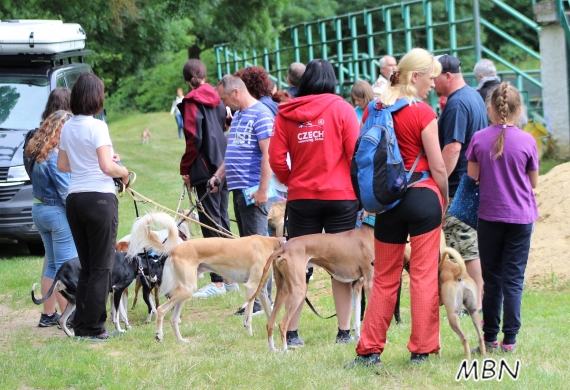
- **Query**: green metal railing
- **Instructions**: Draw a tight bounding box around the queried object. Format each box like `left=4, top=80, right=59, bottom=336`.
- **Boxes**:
left=215, top=0, right=542, bottom=118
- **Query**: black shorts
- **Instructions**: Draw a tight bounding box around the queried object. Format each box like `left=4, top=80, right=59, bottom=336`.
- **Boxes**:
left=374, top=187, right=442, bottom=244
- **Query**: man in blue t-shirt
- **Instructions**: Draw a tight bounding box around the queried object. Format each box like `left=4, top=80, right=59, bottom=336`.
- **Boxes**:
left=434, top=54, right=488, bottom=312
left=210, top=74, right=274, bottom=315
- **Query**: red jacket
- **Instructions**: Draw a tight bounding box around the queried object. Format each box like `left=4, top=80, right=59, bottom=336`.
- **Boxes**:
left=269, top=93, right=359, bottom=201
left=179, top=83, right=227, bottom=186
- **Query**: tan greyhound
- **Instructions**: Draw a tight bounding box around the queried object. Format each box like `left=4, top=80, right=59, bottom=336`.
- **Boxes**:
left=127, top=212, right=281, bottom=342
left=251, top=223, right=375, bottom=351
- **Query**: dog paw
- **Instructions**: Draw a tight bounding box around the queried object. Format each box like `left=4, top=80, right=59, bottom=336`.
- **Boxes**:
left=155, top=333, right=163, bottom=342
left=180, top=338, right=189, bottom=343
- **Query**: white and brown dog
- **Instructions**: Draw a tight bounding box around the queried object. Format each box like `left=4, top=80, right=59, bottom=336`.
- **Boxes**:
left=141, top=128, right=152, bottom=144
left=127, top=211, right=282, bottom=342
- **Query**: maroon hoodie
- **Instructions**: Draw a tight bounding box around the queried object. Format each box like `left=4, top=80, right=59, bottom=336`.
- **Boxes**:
left=269, top=93, right=359, bottom=201
left=179, top=83, right=227, bottom=186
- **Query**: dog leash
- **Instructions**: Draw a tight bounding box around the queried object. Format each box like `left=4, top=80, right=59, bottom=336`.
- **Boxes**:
left=125, top=185, right=236, bottom=238
left=304, top=296, right=337, bottom=319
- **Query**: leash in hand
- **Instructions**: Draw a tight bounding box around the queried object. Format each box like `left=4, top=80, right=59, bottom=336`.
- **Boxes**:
left=113, top=160, right=136, bottom=197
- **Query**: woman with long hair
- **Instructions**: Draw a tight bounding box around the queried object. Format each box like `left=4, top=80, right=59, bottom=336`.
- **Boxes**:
left=26, top=109, right=76, bottom=327
left=467, top=82, right=538, bottom=353
left=346, top=48, right=448, bottom=367
left=57, top=73, right=129, bottom=340
left=269, top=59, right=361, bottom=347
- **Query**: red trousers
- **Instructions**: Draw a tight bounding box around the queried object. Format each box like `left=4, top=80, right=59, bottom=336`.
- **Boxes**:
left=355, top=227, right=441, bottom=355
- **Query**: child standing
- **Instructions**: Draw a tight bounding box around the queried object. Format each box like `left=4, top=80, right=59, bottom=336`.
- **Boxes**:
left=466, top=82, right=539, bottom=353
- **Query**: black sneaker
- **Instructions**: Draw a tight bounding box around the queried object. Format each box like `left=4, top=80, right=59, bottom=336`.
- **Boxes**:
left=336, top=328, right=354, bottom=344
left=38, top=312, right=61, bottom=327
left=233, top=301, right=264, bottom=316
left=344, top=354, right=382, bottom=368
left=410, top=353, right=429, bottom=363
left=286, top=330, right=305, bottom=349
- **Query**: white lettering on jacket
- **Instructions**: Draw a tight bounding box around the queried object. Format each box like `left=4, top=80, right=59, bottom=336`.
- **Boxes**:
left=297, top=120, right=325, bottom=143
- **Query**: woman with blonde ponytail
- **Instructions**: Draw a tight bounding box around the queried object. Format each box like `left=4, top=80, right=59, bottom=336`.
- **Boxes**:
left=466, top=82, right=538, bottom=353
left=346, top=48, right=449, bottom=367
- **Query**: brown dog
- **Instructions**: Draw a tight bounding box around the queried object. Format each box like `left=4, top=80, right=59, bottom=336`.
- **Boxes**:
left=438, top=242, right=485, bottom=360
left=127, top=212, right=282, bottom=342
left=268, top=200, right=286, bottom=237
left=142, top=128, right=152, bottom=144
left=251, top=223, right=375, bottom=351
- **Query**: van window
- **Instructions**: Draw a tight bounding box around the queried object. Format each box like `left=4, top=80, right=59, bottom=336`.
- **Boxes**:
left=0, top=76, right=49, bottom=130
left=56, top=75, right=66, bottom=88
left=65, top=71, right=86, bottom=89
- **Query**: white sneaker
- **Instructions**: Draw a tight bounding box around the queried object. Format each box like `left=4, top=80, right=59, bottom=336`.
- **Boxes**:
left=224, top=282, right=239, bottom=292
left=192, top=283, right=226, bottom=298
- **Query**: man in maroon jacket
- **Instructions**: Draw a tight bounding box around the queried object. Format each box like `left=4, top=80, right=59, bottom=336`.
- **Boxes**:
left=179, top=59, right=236, bottom=298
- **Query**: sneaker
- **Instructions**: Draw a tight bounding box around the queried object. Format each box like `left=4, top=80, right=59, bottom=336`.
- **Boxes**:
left=286, top=331, right=305, bottom=349
left=224, top=282, right=239, bottom=292
left=344, top=353, right=382, bottom=368
left=38, top=312, right=61, bottom=327
left=336, top=328, right=354, bottom=344
left=459, top=308, right=469, bottom=317
left=233, top=301, right=264, bottom=316
left=471, top=340, right=499, bottom=355
left=192, top=283, right=226, bottom=298
left=500, top=341, right=517, bottom=353
left=410, top=353, right=429, bottom=364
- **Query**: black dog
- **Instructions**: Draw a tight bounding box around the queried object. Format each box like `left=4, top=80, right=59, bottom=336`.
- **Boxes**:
left=31, top=252, right=165, bottom=336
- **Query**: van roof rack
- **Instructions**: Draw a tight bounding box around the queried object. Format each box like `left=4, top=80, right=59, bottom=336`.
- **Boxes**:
left=0, top=50, right=92, bottom=67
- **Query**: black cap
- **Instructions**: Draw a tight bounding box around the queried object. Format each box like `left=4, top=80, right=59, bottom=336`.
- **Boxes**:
left=437, top=54, right=461, bottom=74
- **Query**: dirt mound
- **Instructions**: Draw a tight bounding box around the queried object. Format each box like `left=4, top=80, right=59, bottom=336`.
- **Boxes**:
left=527, top=162, right=570, bottom=286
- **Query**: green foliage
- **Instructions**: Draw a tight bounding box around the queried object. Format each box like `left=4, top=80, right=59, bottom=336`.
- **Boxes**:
left=106, top=48, right=219, bottom=113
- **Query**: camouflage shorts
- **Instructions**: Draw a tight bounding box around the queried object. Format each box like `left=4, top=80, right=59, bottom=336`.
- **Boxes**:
left=442, top=212, right=479, bottom=261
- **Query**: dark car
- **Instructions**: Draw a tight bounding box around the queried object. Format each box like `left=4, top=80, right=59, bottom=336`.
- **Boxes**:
left=0, top=50, right=99, bottom=255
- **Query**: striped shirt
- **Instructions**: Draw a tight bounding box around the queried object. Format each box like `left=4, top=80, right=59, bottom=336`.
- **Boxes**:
left=225, top=102, right=274, bottom=190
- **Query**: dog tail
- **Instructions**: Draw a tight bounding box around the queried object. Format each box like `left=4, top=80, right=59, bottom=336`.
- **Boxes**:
left=247, top=246, right=283, bottom=304
left=441, top=247, right=467, bottom=280
left=31, top=280, right=57, bottom=305
left=128, top=212, right=179, bottom=258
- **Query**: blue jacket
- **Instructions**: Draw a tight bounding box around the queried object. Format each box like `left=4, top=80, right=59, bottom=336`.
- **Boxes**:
left=31, top=149, right=70, bottom=206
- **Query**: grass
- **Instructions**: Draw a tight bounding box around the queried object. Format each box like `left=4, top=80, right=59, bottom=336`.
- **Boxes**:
left=1, top=111, right=569, bottom=389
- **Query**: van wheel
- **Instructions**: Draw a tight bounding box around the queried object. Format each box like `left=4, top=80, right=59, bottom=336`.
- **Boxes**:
left=27, top=241, right=45, bottom=257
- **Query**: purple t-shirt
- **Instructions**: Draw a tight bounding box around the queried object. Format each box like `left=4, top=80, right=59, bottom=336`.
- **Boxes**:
left=466, top=124, right=539, bottom=224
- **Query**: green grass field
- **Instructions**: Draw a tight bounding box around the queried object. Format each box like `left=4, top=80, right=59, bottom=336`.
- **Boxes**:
left=1, top=112, right=568, bottom=389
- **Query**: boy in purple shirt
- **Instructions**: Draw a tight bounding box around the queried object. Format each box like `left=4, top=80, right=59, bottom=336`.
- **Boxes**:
left=466, top=82, right=539, bottom=354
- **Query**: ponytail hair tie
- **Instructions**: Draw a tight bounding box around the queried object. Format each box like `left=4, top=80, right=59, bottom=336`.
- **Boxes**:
left=502, top=124, right=507, bottom=130
left=389, top=71, right=400, bottom=86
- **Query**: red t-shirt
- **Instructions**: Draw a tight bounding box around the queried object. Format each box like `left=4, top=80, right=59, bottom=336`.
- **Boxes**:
left=361, top=99, right=441, bottom=196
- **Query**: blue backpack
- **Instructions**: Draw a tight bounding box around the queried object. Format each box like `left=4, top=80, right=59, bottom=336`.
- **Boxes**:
left=350, top=98, right=429, bottom=214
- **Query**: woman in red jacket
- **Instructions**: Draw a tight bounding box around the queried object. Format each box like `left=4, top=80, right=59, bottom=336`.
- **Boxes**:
left=269, top=59, right=360, bottom=348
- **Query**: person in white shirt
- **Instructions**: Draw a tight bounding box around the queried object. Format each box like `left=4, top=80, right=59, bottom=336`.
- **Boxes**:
left=58, top=72, right=129, bottom=341
left=372, top=55, right=398, bottom=97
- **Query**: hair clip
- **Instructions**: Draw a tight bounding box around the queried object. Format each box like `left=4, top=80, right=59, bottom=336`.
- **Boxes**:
left=389, top=71, right=400, bottom=86
left=502, top=124, right=507, bottom=129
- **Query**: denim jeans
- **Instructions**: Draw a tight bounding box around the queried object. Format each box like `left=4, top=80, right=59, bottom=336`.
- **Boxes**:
left=232, top=190, right=272, bottom=298
left=175, top=113, right=184, bottom=139
left=32, top=203, right=78, bottom=279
